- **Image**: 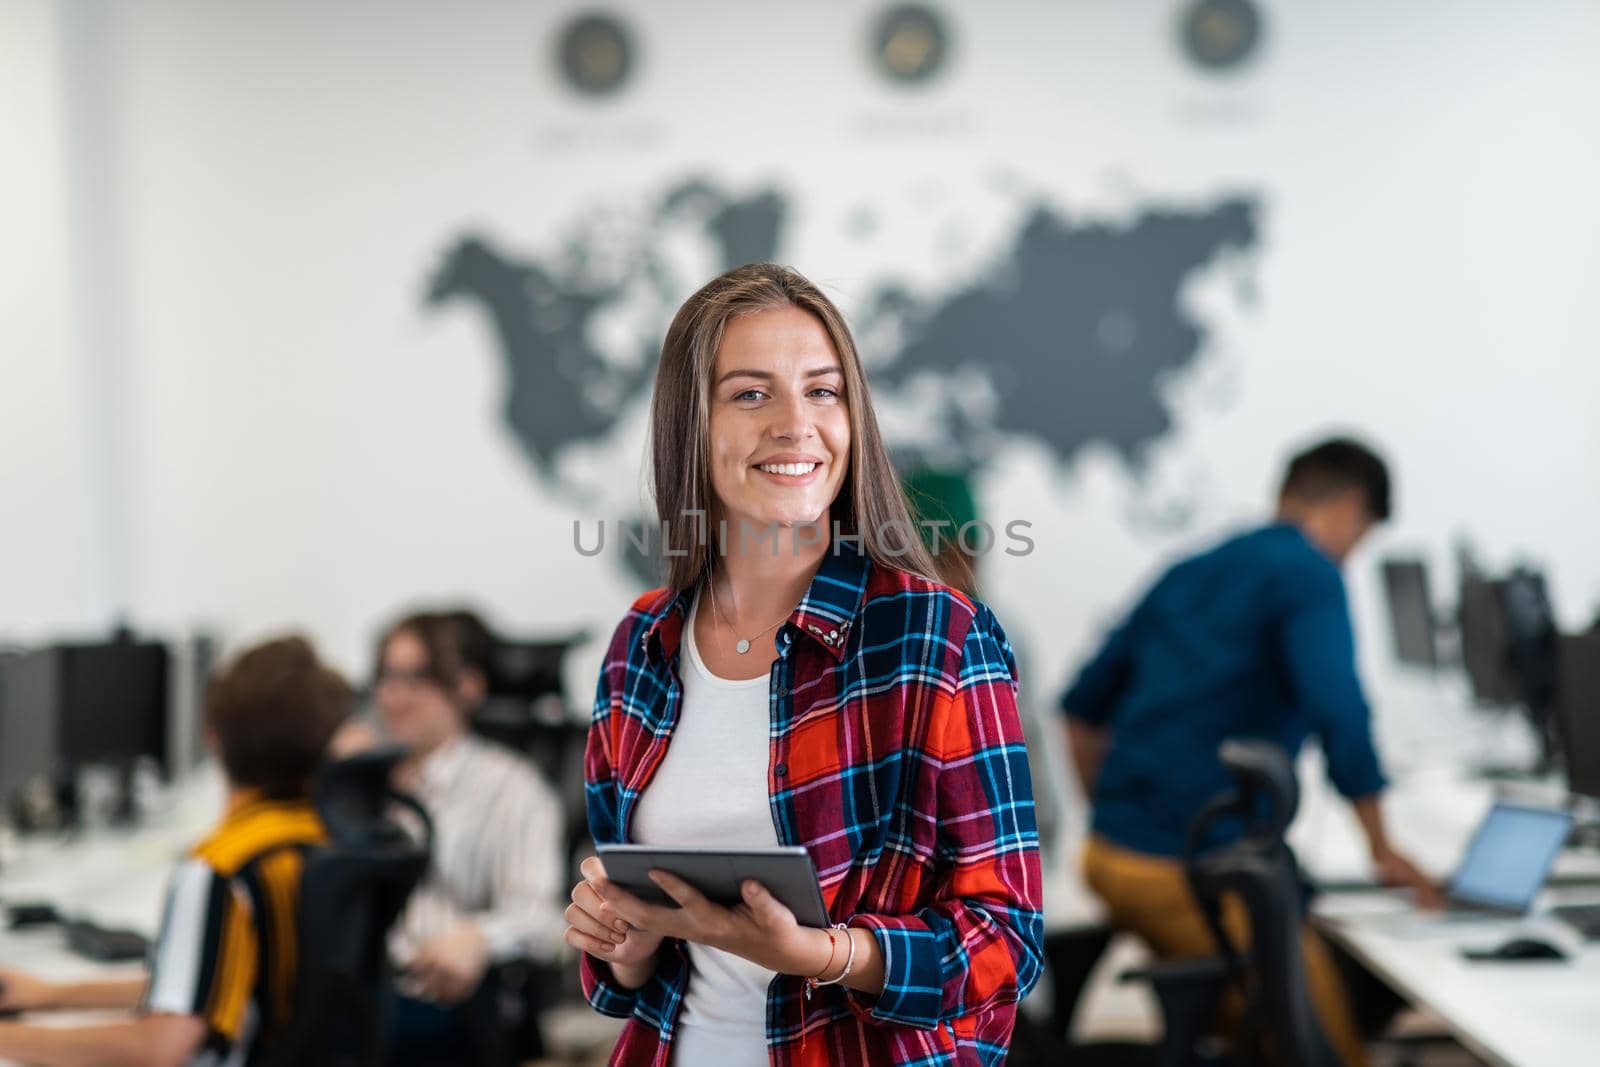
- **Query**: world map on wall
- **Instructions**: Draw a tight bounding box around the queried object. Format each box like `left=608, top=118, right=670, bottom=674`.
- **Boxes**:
left=424, top=178, right=1259, bottom=584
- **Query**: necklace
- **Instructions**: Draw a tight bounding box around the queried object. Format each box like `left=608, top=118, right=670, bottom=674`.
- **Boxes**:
left=706, top=572, right=787, bottom=655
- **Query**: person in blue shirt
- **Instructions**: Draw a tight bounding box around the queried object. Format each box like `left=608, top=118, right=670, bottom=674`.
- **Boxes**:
left=1061, top=437, right=1437, bottom=1067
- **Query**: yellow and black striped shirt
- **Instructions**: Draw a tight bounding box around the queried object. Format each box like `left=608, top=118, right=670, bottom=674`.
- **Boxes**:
left=144, top=791, right=327, bottom=1067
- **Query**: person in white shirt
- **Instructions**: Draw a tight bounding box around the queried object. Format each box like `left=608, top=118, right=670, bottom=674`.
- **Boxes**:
left=359, top=609, right=566, bottom=1065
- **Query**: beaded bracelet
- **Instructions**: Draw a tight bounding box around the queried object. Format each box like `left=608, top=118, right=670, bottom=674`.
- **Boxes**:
left=804, top=923, right=855, bottom=999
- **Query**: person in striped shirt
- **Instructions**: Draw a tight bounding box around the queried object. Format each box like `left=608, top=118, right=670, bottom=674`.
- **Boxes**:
left=0, top=635, right=351, bottom=1067
left=563, top=263, right=1044, bottom=1066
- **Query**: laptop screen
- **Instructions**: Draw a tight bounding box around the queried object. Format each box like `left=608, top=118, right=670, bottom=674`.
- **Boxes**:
left=1449, top=804, right=1573, bottom=912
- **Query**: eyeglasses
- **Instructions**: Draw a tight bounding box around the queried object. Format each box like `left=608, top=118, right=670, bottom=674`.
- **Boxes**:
left=373, top=667, right=441, bottom=690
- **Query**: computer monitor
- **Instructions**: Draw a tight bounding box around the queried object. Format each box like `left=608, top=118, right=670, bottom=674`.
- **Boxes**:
left=1382, top=559, right=1438, bottom=668
left=54, top=641, right=171, bottom=778
left=1556, top=633, right=1600, bottom=799
left=0, top=650, right=60, bottom=806
left=1500, top=569, right=1560, bottom=710
left=1458, top=575, right=1521, bottom=705
left=1460, top=569, right=1564, bottom=770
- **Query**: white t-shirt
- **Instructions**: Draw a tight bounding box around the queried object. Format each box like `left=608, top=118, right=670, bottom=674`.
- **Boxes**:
left=632, top=592, right=778, bottom=1067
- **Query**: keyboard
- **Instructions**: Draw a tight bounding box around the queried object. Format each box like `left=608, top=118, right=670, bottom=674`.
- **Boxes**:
left=6, top=902, right=62, bottom=929
left=1550, top=903, right=1600, bottom=940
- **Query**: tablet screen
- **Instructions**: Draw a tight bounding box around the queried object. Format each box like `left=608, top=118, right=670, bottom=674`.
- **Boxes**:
left=597, top=845, right=832, bottom=928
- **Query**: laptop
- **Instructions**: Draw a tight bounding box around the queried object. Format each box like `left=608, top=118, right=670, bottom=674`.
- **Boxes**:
left=1438, top=803, right=1573, bottom=917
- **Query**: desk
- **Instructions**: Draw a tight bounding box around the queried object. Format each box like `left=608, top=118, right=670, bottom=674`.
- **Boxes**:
left=1042, top=756, right=1600, bottom=1052
left=0, top=764, right=221, bottom=936
left=1300, top=764, right=1600, bottom=1065
left=0, top=877, right=159, bottom=1067
left=0, top=927, right=144, bottom=1067
left=1315, top=891, right=1600, bottom=1067
left=0, top=768, right=224, bottom=1065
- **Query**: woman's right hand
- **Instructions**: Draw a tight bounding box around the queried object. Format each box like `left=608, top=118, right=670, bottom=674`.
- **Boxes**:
left=565, top=855, right=665, bottom=981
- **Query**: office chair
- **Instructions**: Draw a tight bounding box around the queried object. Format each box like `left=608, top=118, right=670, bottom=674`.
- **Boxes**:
left=470, top=633, right=592, bottom=896
left=261, top=747, right=433, bottom=1067
left=471, top=698, right=591, bottom=1044
left=1006, top=923, right=1161, bottom=1067
left=461, top=631, right=589, bottom=1065
left=1123, top=739, right=1341, bottom=1067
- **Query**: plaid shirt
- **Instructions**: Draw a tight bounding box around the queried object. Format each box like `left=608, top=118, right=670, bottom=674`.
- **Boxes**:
left=580, top=542, right=1043, bottom=1066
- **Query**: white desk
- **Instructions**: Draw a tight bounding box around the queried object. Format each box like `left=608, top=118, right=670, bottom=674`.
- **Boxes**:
left=0, top=930, right=144, bottom=1067
left=0, top=862, right=160, bottom=1067
left=1315, top=891, right=1600, bottom=1067
left=1300, top=764, right=1600, bottom=1066
left=0, top=764, right=221, bottom=934
left=1040, top=754, right=1600, bottom=1053
left=0, top=768, right=224, bottom=1065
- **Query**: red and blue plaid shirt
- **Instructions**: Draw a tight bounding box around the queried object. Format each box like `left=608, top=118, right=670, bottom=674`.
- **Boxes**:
left=580, top=542, right=1044, bottom=1066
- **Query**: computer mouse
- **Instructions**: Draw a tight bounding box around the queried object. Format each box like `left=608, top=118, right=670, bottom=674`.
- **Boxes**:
left=1488, top=936, right=1569, bottom=961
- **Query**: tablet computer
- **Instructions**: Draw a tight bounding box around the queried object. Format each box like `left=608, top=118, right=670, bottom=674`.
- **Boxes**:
left=597, top=844, right=831, bottom=928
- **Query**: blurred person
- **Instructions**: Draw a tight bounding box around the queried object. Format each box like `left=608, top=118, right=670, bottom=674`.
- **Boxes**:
left=367, top=610, right=565, bottom=1066
left=0, top=635, right=351, bottom=1067
left=566, top=263, right=1042, bottom=1066
left=1060, top=437, right=1440, bottom=1067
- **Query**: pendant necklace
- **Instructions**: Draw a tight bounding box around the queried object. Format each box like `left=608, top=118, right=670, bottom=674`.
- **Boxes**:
left=706, top=570, right=787, bottom=655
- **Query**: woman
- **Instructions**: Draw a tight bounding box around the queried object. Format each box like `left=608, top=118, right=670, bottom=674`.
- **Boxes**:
left=565, top=263, right=1043, bottom=1066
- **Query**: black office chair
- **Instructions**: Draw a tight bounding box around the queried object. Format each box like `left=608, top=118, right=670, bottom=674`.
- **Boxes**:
left=470, top=634, right=593, bottom=899
left=1006, top=923, right=1161, bottom=1067
left=1125, top=739, right=1341, bottom=1067
left=459, top=632, right=591, bottom=1065
left=471, top=694, right=590, bottom=1061
left=262, top=747, right=433, bottom=1067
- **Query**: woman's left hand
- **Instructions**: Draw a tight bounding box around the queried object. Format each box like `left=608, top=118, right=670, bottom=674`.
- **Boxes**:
left=605, top=870, right=834, bottom=977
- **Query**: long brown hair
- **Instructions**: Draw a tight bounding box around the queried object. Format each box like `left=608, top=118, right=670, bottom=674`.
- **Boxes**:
left=649, top=263, right=937, bottom=592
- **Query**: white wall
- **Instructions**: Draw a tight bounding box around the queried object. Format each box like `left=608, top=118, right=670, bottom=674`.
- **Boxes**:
left=0, top=0, right=112, bottom=637
left=4, top=1, right=1598, bottom=744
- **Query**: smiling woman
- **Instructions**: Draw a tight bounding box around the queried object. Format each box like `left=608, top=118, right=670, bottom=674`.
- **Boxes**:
left=647, top=264, right=932, bottom=589
left=566, top=263, right=1044, bottom=1067
left=709, top=305, right=852, bottom=544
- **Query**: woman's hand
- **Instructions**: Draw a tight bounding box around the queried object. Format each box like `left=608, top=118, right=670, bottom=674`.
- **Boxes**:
left=566, top=856, right=668, bottom=986
left=605, top=870, right=834, bottom=979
